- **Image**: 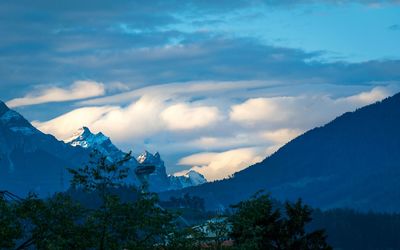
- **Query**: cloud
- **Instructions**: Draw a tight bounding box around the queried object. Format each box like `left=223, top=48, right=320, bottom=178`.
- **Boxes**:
left=33, top=96, right=165, bottom=142
left=79, top=80, right=267, bottom=106
left=188, top=134, right=259, bottom=150
left=32, top=106, right=117, bottom=140
left=229, top=86, right=396, bottom=129
left=92, top=96, right=165, bottom=141
left=1, top=0, right=400, bottom=181
left=3, top=30, right=400, bottom=103
left=262, top=128, right=303, bottom=144
left=339, top=86, right=391, bottom=105
left=31, top=81, right=398, bottom=177
left=32, top=89, right=224, bottom=144
left=161, top=103, right=220, bottom=130
left=1, top=0, right=400, bottom=104
left=173, top=87, right=394, bottom=180
left=230, top=97, right=293, bottom=125
left=7, top=81, right=105, bottom=108
left=178, top=147, right=265, bottom=181
left=106, top=82, right=131, bottom=92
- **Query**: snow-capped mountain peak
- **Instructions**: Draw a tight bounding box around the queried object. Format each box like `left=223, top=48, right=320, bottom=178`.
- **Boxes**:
left=169, top=170, right=207, bottom=190
left=1, top=101, right=25, bottom=124
left=66, top=126, right=109, bottom=148
left=137, top=151, right=163, bottom=165
left=184, top=170, right=207, bottom=186
left=65, top=127, right=207, bottom=191
left=0, top=101, right=39, bottom=135
left=65, top=126, right=126, bottom=164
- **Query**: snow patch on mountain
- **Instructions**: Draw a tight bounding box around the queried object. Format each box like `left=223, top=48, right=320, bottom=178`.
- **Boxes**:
left=66, top=126, right=125, bottom=162
left=137, top=150, right=162, bottom=165
left=0, top=105, right=39, bottom=135
left=169, top=170, right=207, bottom=190
left=66, top=127, right=207, bottom=191
left=66, top=127, right=108, bottom=148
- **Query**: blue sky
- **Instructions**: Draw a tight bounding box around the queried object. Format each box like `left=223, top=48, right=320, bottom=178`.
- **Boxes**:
left=1, top=0, right=400, bottom=180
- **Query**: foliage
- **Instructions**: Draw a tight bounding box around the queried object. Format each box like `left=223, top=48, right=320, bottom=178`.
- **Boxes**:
left=229, top=193, right=332, bottom=250
left=1, top=150, right=337, bottom=250
left=17, top=193, right=91, bottom=250
left=0, top=196, right=22, bottom=249
left=162, top=193, right=206, bottom=211
left=67, top=150, right=180, bottom=250
left=203, top=216, right=232, bottom=249
left=68, top=149, right=131, bottom=197
left=311, top=208, right=400, bottom=250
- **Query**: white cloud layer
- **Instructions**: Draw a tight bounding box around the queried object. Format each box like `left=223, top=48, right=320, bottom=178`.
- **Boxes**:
left=33, top=96, right=223, bottom=143
left=161, top=103, right=220, bottom=130
left=230, top=97, right=291, bottom=125
left=33, top=96, right=165, bottom=142
left=262, top=128, right=303, bottom=144
left=177, top=147, right=265, bottom=181
left=229, top=86, right=393, bottom=130
left=30, top=82, right=398, bottom=180
left=32, top=106, right=118, bottom=140
left=7, top=80, right=105, bottom=107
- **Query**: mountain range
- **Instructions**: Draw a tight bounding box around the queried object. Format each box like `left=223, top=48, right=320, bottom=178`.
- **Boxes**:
left=0, top=101, right=206, bottom=196
left=162, top=92, right=400, bottom=212
left=3, top=91, right=400, bottom=212
left=65, top=126, right=207, bottom=191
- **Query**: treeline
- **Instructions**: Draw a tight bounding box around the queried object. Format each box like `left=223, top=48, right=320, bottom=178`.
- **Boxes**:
left=311, top=209, right=400, bottom=250
left=0, top=151, right=331, bottom=250
left=164, top=195, right=400, bottom=250
left=2, top=151, right=400, bottom=249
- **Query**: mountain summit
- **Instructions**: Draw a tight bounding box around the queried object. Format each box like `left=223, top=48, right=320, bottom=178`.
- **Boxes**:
left=66, top=126, right=124, bottom=161
left=66, top=126, right=109, bottom=148
left=0, top=100, right=9, bottom=114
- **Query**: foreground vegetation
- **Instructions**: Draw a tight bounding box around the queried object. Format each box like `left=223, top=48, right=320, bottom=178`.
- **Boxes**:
left=1, top=152, right=331, bottom=249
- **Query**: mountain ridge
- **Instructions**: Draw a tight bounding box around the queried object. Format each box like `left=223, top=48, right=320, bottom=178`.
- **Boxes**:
left=65, top=126, right=207, bottom=191
left=0, top=101, right=88, bottom=196
left=161, top=92, right=400, bottom=212
left=0, top=102, right=206, bottom=196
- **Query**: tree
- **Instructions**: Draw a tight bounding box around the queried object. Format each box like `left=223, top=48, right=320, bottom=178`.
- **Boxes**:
left=204, top=216, right=231, bottom=249
left=68, top=149, right=131, bottom=199
left=68, top=150, right=179, bottom=250
left=0, top=196, right=22, bottom=249
left=16, top=193, right=91, bottom=250
left=229, top=193, right=332, bottom=250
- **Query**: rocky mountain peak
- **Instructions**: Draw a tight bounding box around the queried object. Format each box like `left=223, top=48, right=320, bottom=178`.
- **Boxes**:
left=0, top=100, right=9, bottom=116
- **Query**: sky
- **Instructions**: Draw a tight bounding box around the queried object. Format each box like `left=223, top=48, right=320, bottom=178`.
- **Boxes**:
left=1, top=0, right=400, bottom=181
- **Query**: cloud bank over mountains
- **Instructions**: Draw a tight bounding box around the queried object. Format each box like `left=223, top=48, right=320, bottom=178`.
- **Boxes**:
left=1, top=0, right=400, bottom=180
left=7, top=81, right=105, bottom=107
left=31, top=83, right=397, bottom=180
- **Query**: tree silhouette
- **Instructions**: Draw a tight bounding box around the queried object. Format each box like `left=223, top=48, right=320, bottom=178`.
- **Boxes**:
left=0, top=195, right=22, bottom=249
left=68, top=150, right=179, bottom=250
left=229, top=193, right=331, bottom=250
